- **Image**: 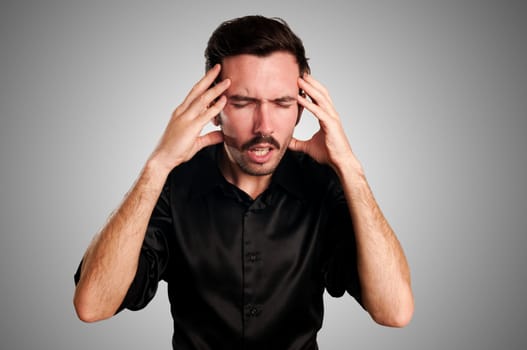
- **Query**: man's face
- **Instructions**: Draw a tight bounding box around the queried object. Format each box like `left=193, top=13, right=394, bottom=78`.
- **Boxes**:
left=217, top=51, right=301, bottom=176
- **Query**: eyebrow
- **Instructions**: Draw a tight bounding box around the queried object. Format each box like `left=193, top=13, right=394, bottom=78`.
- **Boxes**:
left=227, top=94, right=297, bottom=104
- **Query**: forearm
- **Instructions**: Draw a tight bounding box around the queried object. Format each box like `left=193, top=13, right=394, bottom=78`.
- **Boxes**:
left=334, top=154, right=414, bottom=327
left=73, top=66, right=228, bottom=322
left=73, top=158, right=169, bottom=322
left=293, top=73, right=413, bottom=325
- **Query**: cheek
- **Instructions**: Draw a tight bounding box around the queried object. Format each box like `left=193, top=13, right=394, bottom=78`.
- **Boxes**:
left=275, top=107, right=300, bottom=129
left=218, top=110, right=250, bottom=136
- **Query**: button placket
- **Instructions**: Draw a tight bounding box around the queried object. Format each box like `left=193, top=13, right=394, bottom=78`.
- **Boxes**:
left=246, top=251, right=261, bottom=263
left=244, top=303, right=262, bottom=318
left=241, top=207, right=264, bottom=323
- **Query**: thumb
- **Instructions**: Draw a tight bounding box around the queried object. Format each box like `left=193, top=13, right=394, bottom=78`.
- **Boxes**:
left=198, top=130, right=224, bottom=149
left=288, top=137, right=307, bottom=153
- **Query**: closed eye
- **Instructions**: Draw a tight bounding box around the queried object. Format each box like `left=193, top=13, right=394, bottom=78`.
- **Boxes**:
left=275, top=101, right=295, bottom=109
left=273, top=97, right=296, bottom=109
left=228, top=96, right=258, bottom=109
left=227, top=95, right=296, bottom=109
left=230, top=102, right=254, bottom=109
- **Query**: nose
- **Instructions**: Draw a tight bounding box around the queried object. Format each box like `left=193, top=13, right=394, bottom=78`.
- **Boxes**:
left=253, top=102, right=273, bottom=135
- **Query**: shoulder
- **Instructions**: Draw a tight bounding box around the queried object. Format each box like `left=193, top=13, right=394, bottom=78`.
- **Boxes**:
left=170, top=145, right=218, bottom=176
left=165, top=145, right=223, bottom=196
left=275, top=151, right=343, bottom=198
left=286, top=151, right=339, bottom=182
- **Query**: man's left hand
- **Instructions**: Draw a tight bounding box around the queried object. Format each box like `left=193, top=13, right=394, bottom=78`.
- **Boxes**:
left=289, top=74, right=356, bottom=171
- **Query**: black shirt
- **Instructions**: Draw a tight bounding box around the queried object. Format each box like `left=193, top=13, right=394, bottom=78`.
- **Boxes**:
left=77, top=145, right=361, bottom=349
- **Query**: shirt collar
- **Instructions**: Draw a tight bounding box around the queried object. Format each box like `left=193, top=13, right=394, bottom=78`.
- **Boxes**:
left=189, top=145, right=227, bottom=198
left=270, top=150, right=307, bottom=200
left=190, top=144, right=307, bottom=200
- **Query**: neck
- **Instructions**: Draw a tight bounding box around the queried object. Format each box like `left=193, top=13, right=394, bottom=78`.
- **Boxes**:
left=218, top=148, right=272, bottom=199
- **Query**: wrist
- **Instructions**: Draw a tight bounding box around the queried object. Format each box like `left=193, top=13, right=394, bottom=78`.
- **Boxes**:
left=332, top=151, right=365, bottom=180
left=146, top=149, right=179, bottom=176
left=142, top=156, right=173, bottom=190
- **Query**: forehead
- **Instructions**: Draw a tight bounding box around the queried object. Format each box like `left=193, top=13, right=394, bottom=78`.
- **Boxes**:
left=221, top=52, right=300, bottom=97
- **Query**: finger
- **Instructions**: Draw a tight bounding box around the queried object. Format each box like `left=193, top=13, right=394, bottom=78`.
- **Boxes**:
left=298, top=77, right=335, bottom=115
left=297, top=93, right=327, bottom=122
left=302, top=74, right=333, bottom=104
left=197, top=130, right=224, bottom=150
left=192, top=84, right=230, bottom=123
left=179, top=64, right=222, bottom=112
left=196, top=95, right=228, bottom=125
left=298, top=81, right=340, bottom=124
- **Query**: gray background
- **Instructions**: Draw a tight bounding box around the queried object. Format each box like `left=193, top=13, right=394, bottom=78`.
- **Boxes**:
left=1, top=0, right=526, bottom=349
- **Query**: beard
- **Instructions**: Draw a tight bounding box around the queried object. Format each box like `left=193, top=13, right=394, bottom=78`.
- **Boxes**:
left=240, top=134, right=280, bottom=151
left=223, top=134, right=289, bottom=177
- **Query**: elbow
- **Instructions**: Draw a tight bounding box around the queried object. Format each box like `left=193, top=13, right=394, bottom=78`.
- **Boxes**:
left=368, top=293, right=415, bottom=328
left=375, top=304, right=414, bottom=328
left=73, top=289, right=114, bottom=323
left=74, top=299, right=104, bottom=323
left=74, top=300, right=97, bottom=323
left=75, top=308, right=102, bottom=324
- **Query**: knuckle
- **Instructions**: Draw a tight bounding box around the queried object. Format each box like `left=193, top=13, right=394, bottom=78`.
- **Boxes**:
left=197, top=94, right=209, bottom=107
left=173, top=105, right=184, bottom=116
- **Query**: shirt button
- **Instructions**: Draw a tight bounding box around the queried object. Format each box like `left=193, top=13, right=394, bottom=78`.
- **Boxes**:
left=249, top=306, right=260, bottom=317
left=246, top=251, right=260, bottom=262
left=245, top=304, right=261, bottom=317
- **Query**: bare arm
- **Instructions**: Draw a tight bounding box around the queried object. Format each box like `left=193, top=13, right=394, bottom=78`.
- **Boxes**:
left=333, top=156, right=414, bottom=327
left=73, top=65, right=231, bottom=322
left=73, top=161, right=168, bottom=322
left=290, top=74, right=414, bottom=327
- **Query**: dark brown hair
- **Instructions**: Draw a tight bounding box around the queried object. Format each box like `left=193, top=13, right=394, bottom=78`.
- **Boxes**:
left=205, top=15, right=310, bottom=77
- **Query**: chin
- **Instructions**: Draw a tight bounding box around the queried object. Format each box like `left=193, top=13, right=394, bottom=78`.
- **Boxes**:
left=240, top=165, right=276, bottom=177
left=237, top=158, right=280, bottom=176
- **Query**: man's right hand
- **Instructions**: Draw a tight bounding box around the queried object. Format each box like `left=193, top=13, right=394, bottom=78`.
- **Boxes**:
left=74, top=65, right=230, bottom=322
left=150, top=64, right=230, bottom=173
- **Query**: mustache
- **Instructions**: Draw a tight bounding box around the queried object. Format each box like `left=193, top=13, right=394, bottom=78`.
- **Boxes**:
left=241, top=135, right=280, bottom=151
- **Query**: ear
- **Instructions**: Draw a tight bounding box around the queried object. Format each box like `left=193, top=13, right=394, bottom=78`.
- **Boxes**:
left=213, top=114, right=222, bottom=126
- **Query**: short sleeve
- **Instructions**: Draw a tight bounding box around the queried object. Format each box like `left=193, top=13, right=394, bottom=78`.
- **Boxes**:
left=322, top=185, right=363, bottom=306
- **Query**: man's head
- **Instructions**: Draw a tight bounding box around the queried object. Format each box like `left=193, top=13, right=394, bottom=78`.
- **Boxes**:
left=205, top=15, right=310, bottom=79
left=206, top=16, right=309, bottom=178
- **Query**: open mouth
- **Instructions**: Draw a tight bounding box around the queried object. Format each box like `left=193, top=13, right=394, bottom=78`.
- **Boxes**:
left=242, top=135, right=280, bottom=152
left=251, top=147, right=271, bottom=156
left=247, top=144, right=274, bottom=163
left=241, top=136, right=280, bottom=164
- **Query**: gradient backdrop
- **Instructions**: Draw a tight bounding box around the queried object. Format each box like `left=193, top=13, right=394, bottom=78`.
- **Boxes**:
left=1, top=0, right=526, bottom=349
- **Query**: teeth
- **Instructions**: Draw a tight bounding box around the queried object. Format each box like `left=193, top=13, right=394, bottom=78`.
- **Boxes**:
left=252, top=148, right=270, bottom=156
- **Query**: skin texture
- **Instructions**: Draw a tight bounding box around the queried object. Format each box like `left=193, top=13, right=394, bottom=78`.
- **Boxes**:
left=293, top=73, right=414, bottom=326
left=73, top=52, right=414, bottom=327
left=73, top=65, right=231, bottom=322
left=216, top=52, right=302, bottom=198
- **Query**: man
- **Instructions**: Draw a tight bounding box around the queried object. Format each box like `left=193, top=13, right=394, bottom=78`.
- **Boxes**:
left=74, top=15, right=413, bottom=349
